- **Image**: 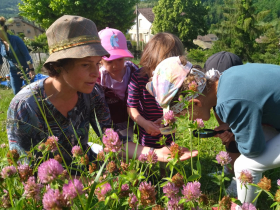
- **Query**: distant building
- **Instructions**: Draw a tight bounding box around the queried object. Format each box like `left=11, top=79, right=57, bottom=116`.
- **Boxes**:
left=193, top=34, right=218, bottom=50
left=128, top=8, right=154, bottom=43
left=6, top=16, right=44, bottom=39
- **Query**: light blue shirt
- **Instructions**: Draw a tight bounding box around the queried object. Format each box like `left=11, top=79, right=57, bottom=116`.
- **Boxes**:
left=216, top=63, right=280, bottom=157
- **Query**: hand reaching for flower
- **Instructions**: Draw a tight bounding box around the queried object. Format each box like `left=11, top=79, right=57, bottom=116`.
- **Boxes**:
left=155, top=146, right=198, bottom=162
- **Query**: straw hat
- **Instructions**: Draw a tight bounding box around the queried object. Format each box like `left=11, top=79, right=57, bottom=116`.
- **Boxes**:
left=44, top=15, right=109, bottom=66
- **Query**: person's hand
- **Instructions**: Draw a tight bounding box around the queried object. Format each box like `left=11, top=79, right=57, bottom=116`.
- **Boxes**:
left=143, top=120, right=160, bottom=136
left=29, top=70, right=36, bottom=80
left=154, top=117, right=164, bottom=128
left=214, top=123, right=235, bottom=148
left=155, top=146, right=198, bottom=162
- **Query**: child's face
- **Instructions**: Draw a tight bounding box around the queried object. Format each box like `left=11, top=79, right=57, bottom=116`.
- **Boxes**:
left=101, top=58, right=125, bottom=73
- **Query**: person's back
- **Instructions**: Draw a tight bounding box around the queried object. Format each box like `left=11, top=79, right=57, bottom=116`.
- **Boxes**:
left=216, top=63, right=280, bottom=156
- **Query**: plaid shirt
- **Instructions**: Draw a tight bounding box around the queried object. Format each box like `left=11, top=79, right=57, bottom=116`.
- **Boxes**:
left=7, top=78, right=111, bottom=164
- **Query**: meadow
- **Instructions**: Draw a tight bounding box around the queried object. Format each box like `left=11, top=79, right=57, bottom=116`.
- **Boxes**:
left=0, top=83, right=280, bottom=209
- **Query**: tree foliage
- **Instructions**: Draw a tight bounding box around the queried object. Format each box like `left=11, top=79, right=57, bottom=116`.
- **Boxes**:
left=211, top=0, right=273, bottom=62
left=18, top=0, right=139, bottom=32
left=152, top=0, right=208, bottom=49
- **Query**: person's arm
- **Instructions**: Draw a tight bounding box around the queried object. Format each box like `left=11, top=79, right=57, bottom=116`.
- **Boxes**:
left=127, top=73, right=160, bottom=136
left=214, top=112, right=235, bottom=147
left=216, top=100, right=265, bottom=157
left=7, top=99, right=42, bottom=156
left=15, top=36, right=35, bottom=77
left=106, top=141, right=198, bottom=162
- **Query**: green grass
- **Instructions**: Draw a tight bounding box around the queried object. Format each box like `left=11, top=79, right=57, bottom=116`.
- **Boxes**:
left=0, top=85, right=279, bottom=209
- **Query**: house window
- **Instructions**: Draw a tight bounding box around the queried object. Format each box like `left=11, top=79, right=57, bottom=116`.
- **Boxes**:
left=139, top=19, right=142, bottom=27
left=27, top=29, right=31, bottom=34
left=16, top=22, right=21, bottom=26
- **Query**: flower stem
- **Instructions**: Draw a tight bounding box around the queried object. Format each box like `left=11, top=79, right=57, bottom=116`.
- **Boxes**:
left=7, top=180, right=14, bottom=207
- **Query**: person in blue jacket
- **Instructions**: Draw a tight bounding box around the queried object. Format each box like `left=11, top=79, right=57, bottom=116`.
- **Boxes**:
left=148, top=56, right=280, bottom=206
left=0, top=16, right=35, bottom=94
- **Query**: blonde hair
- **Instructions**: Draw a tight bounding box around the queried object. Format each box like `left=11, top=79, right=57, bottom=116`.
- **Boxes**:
left=139, top=32, right=185, bottom=77
left=0, top=16, right=7, bottom=32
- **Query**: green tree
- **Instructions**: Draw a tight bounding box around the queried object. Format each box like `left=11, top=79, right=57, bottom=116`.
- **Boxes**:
left=211, top=0, right=270, bottom=61
left=18, top=0, right=139, bottom=32
left=152, top=0, right=208, bottom=49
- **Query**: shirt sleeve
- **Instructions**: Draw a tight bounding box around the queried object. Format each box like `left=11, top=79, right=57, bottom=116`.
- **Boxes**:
left=127, top=71, right=140, bottom=108
left=15, top=36, right=33, bottom=65
left=216, top=99, right=265, bottom=157
left=7, top=100, right=42, bottom=155
left=90, top=84, right=112, bottom=136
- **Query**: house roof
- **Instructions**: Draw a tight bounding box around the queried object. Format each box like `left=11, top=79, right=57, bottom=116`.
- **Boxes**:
left=197, top=35, right=212, bottom=42
left=6, top=16, right=44, bottom=32
left=193, top=39, right=213, bottom=50
left=138, top=8, right=155, bottom=23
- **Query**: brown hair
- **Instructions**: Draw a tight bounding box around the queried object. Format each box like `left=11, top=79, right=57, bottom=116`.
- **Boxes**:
left=43, top=59, right=73, bottom=77
left=139, top=32, right=185, bottom=77
left=0, top=16, right=7, bottom=32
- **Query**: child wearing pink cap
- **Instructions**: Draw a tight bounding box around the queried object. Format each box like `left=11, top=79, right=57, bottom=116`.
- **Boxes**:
left=98, top=27, right=139, bottom=140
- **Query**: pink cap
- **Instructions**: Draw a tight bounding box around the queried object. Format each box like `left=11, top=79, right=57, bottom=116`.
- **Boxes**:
left=98, top=27, right=133, bottom=61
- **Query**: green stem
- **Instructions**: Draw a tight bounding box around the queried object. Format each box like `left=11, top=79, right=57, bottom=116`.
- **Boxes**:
left=252, top=190, right=262, bottom=204
left=7, top=180, right=14, bottom=207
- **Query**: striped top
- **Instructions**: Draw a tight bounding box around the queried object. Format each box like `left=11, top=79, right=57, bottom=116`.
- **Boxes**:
left=127, top=69, right=173, bottom=148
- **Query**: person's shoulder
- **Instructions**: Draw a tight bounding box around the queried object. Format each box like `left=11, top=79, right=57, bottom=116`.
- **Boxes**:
left=9, top=34, right=24, bottom=43
left=9, top=80, right=44, bottom=109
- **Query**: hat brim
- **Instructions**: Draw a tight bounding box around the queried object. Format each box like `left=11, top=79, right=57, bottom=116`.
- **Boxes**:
left=44, top=42, right=109, bottom=66
left=102, top=49, right=133, bottom=61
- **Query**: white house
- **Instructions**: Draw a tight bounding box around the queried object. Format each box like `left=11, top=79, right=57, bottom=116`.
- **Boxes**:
left=128, top=8, right=154, bottom=43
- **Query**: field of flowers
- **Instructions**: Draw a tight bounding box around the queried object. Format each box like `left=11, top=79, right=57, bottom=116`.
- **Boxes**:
left=0, top=86, right=280, bottom=210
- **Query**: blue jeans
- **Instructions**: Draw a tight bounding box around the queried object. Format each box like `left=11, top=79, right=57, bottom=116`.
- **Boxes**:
left=10, top=67, right=34, bottom=95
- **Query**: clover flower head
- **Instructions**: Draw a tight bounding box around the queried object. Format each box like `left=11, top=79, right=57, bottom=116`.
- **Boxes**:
left=42, top=188, right=67, bottom=210
left=216, top=151, right=232, bottom=166
left=164, top=110, right=176, bottom=126
left=94, top=182, right=112, bottom=201
left=23, top=176, right=43, bottom=201
left=121, top=184, right=129, bottom=192
left=240, top=202, right=257, bottom=210
left=128, top=193, right=138, bottom=209
left=277, top=179, right=280, bottom=186
left=146, top=151, right=158, bottom=164
left=63, top=179, right=84, bottom=200
left=38, top=158, right=64, bottom=184
left=238, top=169, right=253, bottom=186
left=172, top=173, right=184, bottom=188
left=0, top=143, right=7, bottom=148
left=163, top=182, right=179, bottom=198
left=102, top=128, right=122, bottom=152
left=45, top=136, right=59, bottom=152
left=170, top=142, right=184, bottom=159
left=167, top=197, right=184, bottom=210
left=188, top=81, right=198, bottom=92
left=18, top=163, right=33, bottom=182
left=257, top=176, right=271, bottom=191
left=194, top=118, right=204, bottom=129
left=182, top=181, right=201, bottom=202
left=138, top=154, right=147, bottom=163
left=139, top=181, right=156, bottom=207
left=1, top=165, right=17, bottom=179
left=71, top=145, right=83, bottom=157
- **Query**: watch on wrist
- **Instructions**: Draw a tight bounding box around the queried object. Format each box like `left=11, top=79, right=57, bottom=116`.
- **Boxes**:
left=29, top=68, right=35, bottom=71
